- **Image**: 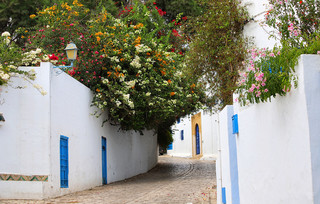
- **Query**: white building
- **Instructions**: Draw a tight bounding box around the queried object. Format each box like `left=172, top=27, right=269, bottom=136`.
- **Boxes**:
left=167, top=110, right=219, bottom=160
left=0, top=63, right=158, bottom=199
left=216, top=0, right=320, bottom=203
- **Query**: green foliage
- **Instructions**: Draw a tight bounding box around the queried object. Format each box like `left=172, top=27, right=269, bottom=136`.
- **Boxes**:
left=0, top=0, right=48, bottom=38
left=155, top=0, right=202, bottom=22
left=24, top=0, right=205, bottom=142
left=186, top=0, right=249, bottom=109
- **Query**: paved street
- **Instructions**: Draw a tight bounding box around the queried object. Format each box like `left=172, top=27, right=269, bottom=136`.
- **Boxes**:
left=1, top=156, right=217, bottom=204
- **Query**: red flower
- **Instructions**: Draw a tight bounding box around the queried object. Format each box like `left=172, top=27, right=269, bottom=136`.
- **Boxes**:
left=48, top=54, right=58, bottom=60
left=182, top=16, right=188, bottom=21
left=299, top=0, right=302, bottom=3
left=172, top=29, right=181, bottom=37
left=153, top=2, right=156, bottom=4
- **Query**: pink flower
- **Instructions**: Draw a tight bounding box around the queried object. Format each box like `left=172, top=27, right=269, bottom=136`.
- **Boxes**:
left=95, top=51, right=99, bottom=54
left=269, top=52, right=275, bottom=57
left=256, top=91, right=261, bottom=97
left=264, top=89, right=268, bottom=92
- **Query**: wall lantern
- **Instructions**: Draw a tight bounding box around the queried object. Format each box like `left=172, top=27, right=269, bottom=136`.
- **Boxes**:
left=0, top=112, right=5, bottom=124
left=53, top=41, right=78, bottom=70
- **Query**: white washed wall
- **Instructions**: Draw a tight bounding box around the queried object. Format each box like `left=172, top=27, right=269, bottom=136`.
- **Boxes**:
left=233, top=55, right=320, bottom=204
left=168, top=116, right=193, bottom=157
left=216, top=106, right=234, bottom=204
left=0, top=62, right=158, bottom=199
left=242, top=0, right=278, bottom=49
left=0, top=64, right=51, bottom=199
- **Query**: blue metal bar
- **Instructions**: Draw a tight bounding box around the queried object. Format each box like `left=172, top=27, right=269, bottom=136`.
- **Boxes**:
left=53, top=60, right=74, bottom=70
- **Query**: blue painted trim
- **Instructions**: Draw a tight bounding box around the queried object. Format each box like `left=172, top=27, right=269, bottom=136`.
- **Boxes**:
left=227, top=106, right=240, bottom=204
left=53, top=60, right=74, bottom=70
left=222, top=187, right=227, bottom=204
left=232, top=114, right=239, bottom=134
left=167, top=142, right=173, bottom=150
left=102, top=137, right=107, bottom=185
left=60, top=135, right=69, bottom=188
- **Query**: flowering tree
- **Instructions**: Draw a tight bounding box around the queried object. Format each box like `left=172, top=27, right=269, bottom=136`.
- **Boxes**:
left=25, top=0, right=205, bottom=147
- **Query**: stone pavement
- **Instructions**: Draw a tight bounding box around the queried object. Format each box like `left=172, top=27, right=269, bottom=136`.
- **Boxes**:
left=0, top=156, right=217, bottom=204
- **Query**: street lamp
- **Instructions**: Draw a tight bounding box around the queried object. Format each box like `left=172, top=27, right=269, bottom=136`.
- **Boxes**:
left=53, top=41, right=78, bottom=70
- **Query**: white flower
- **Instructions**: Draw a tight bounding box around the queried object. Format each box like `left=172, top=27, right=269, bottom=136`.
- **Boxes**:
left=146, top=92, right=151, bottom=96
left=123, top=94, right=130, bottom=101
left=125, top=80, right=136, bottom=89
left=110, top=56, right=120, bottom=62
left=128, top=100, right=134, bottom=108
left=1, top=31, right=10, bottom=37
left=35, top=48, right=42, bottom=54
left=116, top=100, right=121, bottom=107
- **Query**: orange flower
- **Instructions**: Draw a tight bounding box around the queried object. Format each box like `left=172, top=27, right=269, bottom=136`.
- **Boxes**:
left=170, top=92, right=175, bottom=96
left=96, top=88, right=101, bottom=92
left=160, top=70, right=166, bottom=76
left=191, top=83, right=196, bottom=88
left=168, top=79, right=172, bottom=83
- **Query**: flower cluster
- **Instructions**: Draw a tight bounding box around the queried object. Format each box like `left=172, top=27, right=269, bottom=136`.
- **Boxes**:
left=0, top=32, right=36, bottom=86
left=265, top=0, right=320, bottom=46
left=25, top=1, right=205, bottom=134
left=236, top=47, right=297, bottom=105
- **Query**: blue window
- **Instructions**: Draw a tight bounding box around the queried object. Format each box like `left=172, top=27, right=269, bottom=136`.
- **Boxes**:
left=232, top=114, right=239, bottom=134
left=167, top=142, right=173, bottom=150
left=60, top=135, right=69, bottom=188
left=177, top=117, right=181, bottom=124
left=222, top=187, right=227, bottom=204
left=181, top=130, right=184, bottom=140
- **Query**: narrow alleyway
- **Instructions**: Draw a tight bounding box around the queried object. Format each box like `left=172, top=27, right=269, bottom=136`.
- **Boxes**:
left=1, top=156, right=217, bottom=204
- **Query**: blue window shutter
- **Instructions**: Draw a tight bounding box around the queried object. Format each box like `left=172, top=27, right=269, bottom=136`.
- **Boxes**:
left=222, top=187, right=227, bottom=204
left=177, top=117, right=181, bottom=124
left=181, top=130, right=184, bottom=140
left=60, top=135, right=69, bottom=188
left=232, top=114, right=239, bottom=134
left=167, top=142, right=173, bottom=150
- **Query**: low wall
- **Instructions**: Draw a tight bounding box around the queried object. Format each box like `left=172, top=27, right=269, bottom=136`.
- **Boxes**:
left=0, top=62, right=158, bottom=199
left=232, top=55, right=320, bottom=204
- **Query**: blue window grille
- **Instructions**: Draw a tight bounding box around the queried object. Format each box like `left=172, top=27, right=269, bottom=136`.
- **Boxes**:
left=181, top=130, right=184, bottom=140
left=60, top=135, right=69, bottom=188
left=167, top=142, right=173, bottom=150
left=222, top=187, right=227, bottom=204
left=232, top=114, right=239, bottom=134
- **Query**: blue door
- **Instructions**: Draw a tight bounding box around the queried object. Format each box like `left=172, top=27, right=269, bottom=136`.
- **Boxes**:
left=196, top=124, right=200, bottom=155
left=102, top=137, right=107, bottom=185
left=60, top=135, right=69, bottom=188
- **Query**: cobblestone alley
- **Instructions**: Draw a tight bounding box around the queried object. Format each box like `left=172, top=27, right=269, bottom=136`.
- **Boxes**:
left=0, top=156, right=217, bottom=204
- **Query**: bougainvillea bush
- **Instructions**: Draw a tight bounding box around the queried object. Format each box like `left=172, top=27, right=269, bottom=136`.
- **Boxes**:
left=25, top=0, right=205, bottom=145
left=236, top=47, right=298, bottom=105
left=236, top=0, right=320, bottom=106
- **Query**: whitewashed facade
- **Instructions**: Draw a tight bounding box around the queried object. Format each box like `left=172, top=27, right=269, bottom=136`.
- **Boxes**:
left=167, top=110, right=219, bottom=160
left=216, top=0, right=320, bottom=202
left=0, top=63, right=158, bottom=199
left=217, top=55, right=320, bottom=204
